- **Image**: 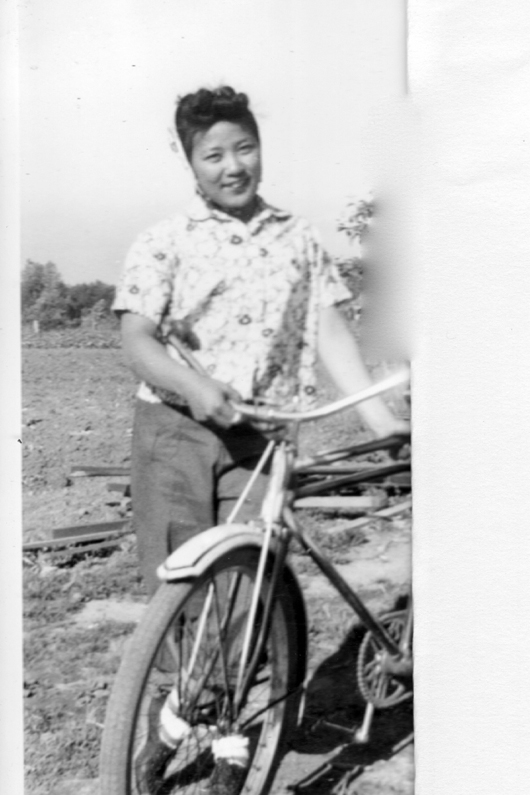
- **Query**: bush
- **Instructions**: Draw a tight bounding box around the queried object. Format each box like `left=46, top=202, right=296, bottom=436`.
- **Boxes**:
left=21, top=260, right=116, bottom=331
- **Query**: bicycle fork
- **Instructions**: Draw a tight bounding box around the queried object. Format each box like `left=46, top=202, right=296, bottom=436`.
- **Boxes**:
left=232, top=521, right=289, bottom=717
left=231, top=443, right=297, bottom=721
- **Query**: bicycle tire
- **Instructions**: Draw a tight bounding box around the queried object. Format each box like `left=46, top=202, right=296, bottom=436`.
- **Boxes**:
left=100, top=546, right=305, bottom=795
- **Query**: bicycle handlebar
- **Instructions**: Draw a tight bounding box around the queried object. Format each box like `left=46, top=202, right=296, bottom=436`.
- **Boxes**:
left=232, top=368, right=410, bottom=424
left=167, top=330, right=409, bottom=427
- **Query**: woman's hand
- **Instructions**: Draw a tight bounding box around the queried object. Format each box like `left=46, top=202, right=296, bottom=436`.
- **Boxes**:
left=317, top=306, right=410, bottom=440
left=184, top=376, right=242, bottom=428
left=121, top=312, right=241, bottom=427
left=372, top=417, right=411, bottom=440
left=248, top=418, right=288, bottom=440
left=391, top=418, right=411, bottom=437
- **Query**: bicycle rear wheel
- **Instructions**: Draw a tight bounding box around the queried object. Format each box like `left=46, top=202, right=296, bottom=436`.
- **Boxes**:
left=100, top=546, right=305, bottom=795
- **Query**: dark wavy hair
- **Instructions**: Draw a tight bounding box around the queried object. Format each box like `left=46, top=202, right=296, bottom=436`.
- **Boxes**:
left=175, top=86, right=260, bottom=161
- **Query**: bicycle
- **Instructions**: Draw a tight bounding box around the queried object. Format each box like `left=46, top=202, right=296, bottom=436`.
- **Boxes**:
left=99, top=368, right=412, bottom=795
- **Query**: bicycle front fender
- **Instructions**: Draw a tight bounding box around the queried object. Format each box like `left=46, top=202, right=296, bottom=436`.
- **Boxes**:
left=156, top=522, right=279, bottom=583
left=157, top=521, right=309, bottom=699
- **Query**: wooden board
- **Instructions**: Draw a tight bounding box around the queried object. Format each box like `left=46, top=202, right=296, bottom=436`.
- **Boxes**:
left=69, top=465, right=131, bottom=478
left=294, top=496, right=387, bottom=510
left=52, top=519, right=129, bottom=539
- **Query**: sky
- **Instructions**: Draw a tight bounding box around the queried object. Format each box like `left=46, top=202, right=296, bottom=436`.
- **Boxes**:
left=20, top=0, right=405, bottom=285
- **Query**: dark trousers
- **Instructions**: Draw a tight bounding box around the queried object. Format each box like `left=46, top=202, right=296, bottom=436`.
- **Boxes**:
left=131, top=399, right=270, bottom=595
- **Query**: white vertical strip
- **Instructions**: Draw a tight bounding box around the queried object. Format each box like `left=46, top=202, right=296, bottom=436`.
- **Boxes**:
left=409, top=3, right=530, bottom=793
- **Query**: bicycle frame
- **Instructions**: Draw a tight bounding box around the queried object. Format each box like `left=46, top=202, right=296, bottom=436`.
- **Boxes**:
left=245, top=438, right=409, bottom=660
left=158, top=367, right=412, bottom=739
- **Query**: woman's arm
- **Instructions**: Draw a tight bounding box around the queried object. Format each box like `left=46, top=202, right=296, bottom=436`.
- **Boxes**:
left=121, top=312, right=239, bottom=427
left=317, top=305, right=408, bottom=438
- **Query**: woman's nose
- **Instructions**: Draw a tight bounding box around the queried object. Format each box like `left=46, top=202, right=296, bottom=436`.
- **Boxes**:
left=224, top=152, right=244, bottom=174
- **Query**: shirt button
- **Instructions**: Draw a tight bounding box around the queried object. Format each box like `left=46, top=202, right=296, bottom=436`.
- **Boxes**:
left=231, top=235, right=243, bottom=245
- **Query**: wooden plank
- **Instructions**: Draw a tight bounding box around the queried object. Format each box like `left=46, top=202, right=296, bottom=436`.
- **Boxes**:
left=295, top=434, right=410, bottom=470
left=294, top=496, right=386, bottom=510
left=385, top=472, right=411, bottom=486
left=25, top=537, right=127, bottom=558
left=296, top=463, right=382, bottom=475
left=53, top=538, right=127, bottom=556
left=23, top=526, right=131, bottom=552
left=107, top=482, right=131, bottom=496
left=325, top=498, right=412, bottom=536
left=295, top=463, right=409, bottom=498
left=52, top=520, right=129, bottom=540
left=69, top=465, right=131, bottom=478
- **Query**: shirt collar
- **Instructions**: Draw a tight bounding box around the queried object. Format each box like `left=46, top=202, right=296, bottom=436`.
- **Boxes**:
left=187, top=191, right=292, bottom=225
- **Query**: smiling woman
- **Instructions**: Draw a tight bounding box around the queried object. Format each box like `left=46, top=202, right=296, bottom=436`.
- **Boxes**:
left=107, top=80, right=410, bottom=793
left=113, top=84, right=408, bottom=599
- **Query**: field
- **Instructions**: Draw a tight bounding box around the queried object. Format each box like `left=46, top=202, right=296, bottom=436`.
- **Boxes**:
left=22, top=337, right=413, bottom=795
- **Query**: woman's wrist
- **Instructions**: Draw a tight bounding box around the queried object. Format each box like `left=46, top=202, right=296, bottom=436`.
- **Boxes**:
left=357, top=398, right=400, bottom=438
left=170, top=368, right=209, bottom=402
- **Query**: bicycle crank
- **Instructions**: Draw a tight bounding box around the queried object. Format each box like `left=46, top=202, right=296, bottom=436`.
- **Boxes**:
left=356, top=610, right=413, bottom=709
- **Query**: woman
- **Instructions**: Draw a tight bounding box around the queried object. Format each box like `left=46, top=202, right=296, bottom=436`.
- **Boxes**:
left=113, top=86, right=407, bottom=595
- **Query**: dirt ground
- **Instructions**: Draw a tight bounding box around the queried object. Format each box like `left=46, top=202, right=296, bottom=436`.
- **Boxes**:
left=22, top=346, right=413, bottom=795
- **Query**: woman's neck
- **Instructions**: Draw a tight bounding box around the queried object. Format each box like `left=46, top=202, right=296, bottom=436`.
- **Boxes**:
left=198, top=188, right=260, bottom=223
left=224, top=197, right=260, bottom=223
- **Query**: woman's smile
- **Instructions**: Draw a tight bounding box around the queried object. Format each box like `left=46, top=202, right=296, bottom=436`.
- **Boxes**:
left=222, top=176, right=251, bottom=193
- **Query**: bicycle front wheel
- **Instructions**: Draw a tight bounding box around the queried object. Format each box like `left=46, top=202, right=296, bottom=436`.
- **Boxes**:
left=100, top=546, right=304, bottom=795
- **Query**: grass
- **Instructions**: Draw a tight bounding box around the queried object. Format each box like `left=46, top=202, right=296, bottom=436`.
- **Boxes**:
left=21, top=323, right=121, bottom=349
left=24, top=546, right=145, bottom=621
left=24, top=620, right=134, bottom=790
left=23, top=543, right=144, bottom=793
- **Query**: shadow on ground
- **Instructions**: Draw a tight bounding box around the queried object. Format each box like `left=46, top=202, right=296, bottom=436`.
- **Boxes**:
left=282, top=606, right=413, bottom=794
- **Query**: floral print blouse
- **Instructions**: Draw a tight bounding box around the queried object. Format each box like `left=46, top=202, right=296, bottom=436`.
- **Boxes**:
left=113, top=193, right=351, bottom=408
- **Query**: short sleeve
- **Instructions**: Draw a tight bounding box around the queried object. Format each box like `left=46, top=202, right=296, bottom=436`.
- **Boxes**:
left=318, top=251, right=352, bottom=308
left=112, top=219, right=179, bottom=326
left=305, top=224, right=352, bottom=308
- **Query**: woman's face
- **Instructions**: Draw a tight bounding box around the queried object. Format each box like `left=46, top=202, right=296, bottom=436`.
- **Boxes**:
left=190, top=121, right=262, bottom=217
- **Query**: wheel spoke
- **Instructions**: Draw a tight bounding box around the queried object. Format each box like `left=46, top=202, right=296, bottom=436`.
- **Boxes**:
left=186, top=582, right=214, bottom=679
